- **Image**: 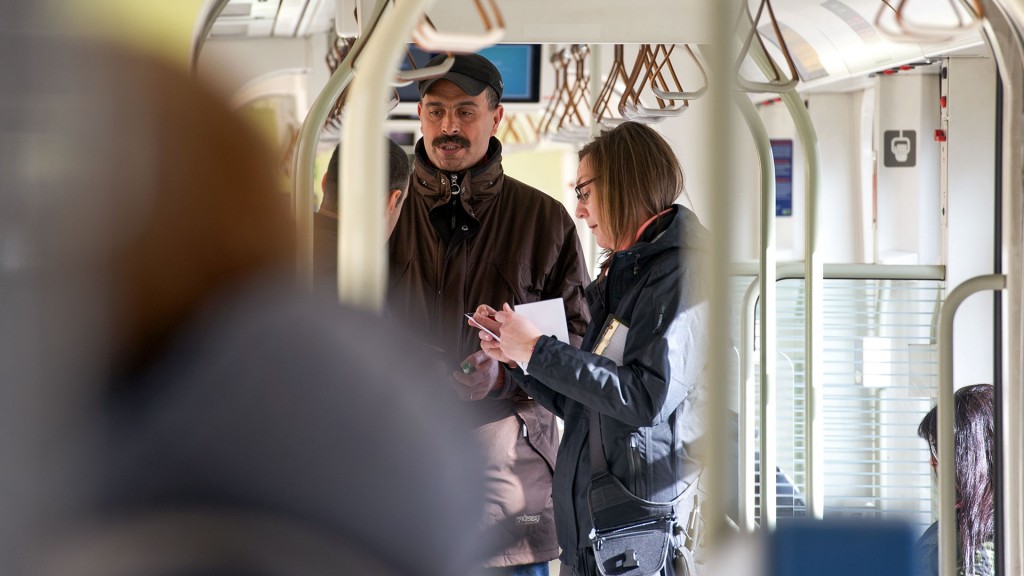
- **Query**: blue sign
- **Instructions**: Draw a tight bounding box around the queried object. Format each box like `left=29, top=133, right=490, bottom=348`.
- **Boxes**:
left=771, top=139, right=793, bottom=217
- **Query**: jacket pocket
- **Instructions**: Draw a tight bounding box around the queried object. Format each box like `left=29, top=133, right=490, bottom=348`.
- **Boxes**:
left=494, top=262, right=545, bottom=306
left=513, top=403, right=557, bottom=474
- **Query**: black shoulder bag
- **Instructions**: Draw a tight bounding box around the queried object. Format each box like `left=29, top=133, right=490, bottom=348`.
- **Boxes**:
left=587, top=411, right=702, bottom=576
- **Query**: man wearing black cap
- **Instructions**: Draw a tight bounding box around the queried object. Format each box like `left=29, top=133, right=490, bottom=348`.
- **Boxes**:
left=387, top=53, right=591, bottom=575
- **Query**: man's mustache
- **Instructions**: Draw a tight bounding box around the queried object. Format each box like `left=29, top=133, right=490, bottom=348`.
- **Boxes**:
left=432, top=135, right=470, bottom=148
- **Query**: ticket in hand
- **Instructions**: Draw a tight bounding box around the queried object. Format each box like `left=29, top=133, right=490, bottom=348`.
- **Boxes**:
left=465, top=313, right=501, bottom=342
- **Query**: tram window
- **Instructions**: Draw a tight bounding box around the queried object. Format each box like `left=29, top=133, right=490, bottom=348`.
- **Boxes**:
left=396, top=44, right=542, bottom=104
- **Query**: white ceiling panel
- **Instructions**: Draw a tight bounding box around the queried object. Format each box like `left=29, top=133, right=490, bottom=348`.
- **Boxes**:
left=211, top=0, right=335, bottom=38
left=212, top=0, right=282, bottom=38
left=273, top=0, right=307, bottom=36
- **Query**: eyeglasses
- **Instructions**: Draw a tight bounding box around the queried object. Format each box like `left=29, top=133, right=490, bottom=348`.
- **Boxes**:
left=574, top=177, right=595, bottom=204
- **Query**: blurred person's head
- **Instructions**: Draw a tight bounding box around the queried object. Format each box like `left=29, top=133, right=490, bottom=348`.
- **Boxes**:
left=80, top=46, right=293, bottom=372
left=32, top=42, right=486, bottom=576
left=918, top=383, right=995, bottom=571
left=318, top=139, right=410, bottom=237
left=416, top=53, right=503, bottom=172
left=575, top=121, right=683, bottom=258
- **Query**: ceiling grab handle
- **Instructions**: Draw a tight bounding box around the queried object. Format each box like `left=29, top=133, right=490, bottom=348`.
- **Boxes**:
left=620, top=46, right=663, bottom=121
left=189, top=0, right=231, bottom=73
left=734, top=0, right=800, bottom=93
left=619, top=45, right=689, bottom=122
left=617, top=45, right=663, bottom=124
left=411, top=0, right=505, bottom=53
left=651, top=45, right=709, bottom=101
left=539, top=49, right=566, bottom=135
left=394, top=54, right=455, bottom=84
left=593, top=45, right=630, bottom=126
left=388, top=51, right=456, bottom=109
left=552, top=45, right=592, bottom=142
left=874, top=0, right=983, bottom=44
left=292, top=0, right=392, bottom=283
left=625, top=45, right=689, bottom=117
left=541, top=49, right=574, bottom=136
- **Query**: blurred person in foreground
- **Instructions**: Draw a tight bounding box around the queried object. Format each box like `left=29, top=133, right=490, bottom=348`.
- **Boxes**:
left=29, top=43, right=485, bottom=576
left=314, top=138, right=410, bottom=281
left=387, top=53, right=591, bottom=575
left=916, top=383, right=995, bottom=576
left=473, top=121, right=710, bottom=576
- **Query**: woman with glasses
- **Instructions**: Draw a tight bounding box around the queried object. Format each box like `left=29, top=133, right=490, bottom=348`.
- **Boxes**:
left=916, top=383, right=995, bottom=576
left=470, top=121, right=709, bottom=576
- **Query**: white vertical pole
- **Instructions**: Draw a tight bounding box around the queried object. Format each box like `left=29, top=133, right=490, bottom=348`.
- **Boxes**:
left=340, top=0, right=437, bottom=310
left=735, top=94, right=778, bottom=530
left=701, top=0, right=740, bottom=544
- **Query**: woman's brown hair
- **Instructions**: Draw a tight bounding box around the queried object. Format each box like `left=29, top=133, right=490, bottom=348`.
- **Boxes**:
left=578, top=121, right=683, bottom=266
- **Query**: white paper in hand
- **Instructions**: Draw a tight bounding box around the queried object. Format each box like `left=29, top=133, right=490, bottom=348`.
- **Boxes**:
left=514, top=299, right=569, bottom=374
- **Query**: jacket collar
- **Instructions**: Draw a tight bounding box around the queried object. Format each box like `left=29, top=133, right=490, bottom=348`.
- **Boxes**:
left=411, top=137, right=504, bottom=204
left=610, top=205, right=708, bottom=268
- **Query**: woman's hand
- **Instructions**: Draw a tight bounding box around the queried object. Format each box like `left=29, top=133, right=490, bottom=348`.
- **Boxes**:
left=493, top=303, right=541, bottom=364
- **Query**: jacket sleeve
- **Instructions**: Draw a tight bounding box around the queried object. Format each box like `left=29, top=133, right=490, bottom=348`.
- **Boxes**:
left=543, top=213, right=591, bottom=346
left=507, top=366, right=568, bottom=419
left=525, top=265, right=708, bottom=428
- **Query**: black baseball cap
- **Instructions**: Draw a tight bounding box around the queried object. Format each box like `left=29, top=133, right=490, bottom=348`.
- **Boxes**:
left=417, top=53, right=504, bottom=101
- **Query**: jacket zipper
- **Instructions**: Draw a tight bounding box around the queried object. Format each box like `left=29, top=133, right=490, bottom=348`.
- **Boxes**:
left=433, top=230, right=464, bottom=349
left=433, top=174, right=457, bottom=343
left=629, top=433, right=643, bottom=496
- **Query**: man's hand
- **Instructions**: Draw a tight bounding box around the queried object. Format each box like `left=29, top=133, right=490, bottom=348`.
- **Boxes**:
left=451, top=349, right=503, bottom=401
left=470, top=305, right=514, bottom=365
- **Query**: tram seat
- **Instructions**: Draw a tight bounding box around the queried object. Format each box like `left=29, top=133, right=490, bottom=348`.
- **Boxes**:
left=721, top=409, right=807, bottom=523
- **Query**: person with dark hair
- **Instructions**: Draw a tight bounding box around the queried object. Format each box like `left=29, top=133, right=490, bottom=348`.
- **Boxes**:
left=387, top=53, right=591, bottom=576
left=472, top=121, right=710, bottom=576
left=916, top=383, right=996, bottom=576
left=314, top=138, right=410, bottom=279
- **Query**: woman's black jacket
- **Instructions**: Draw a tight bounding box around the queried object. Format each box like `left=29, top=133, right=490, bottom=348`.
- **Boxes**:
left=508, top=204, right=710, bottom=567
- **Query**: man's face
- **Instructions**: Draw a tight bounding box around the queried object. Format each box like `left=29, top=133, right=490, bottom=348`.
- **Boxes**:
left=418, top=79, right=503, bottom=172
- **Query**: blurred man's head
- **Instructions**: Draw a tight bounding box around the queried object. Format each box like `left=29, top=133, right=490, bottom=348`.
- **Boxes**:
left=416, top=54, right=503, bottom=172
left=319, top=138, right=411, bottom=237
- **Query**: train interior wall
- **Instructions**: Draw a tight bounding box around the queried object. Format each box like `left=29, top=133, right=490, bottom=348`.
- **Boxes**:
left=195, top=21, right=1001, bottom=535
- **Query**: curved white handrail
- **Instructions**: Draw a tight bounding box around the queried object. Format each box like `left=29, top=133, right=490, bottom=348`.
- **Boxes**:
left=394, top=55, right=455, bottom=84
left=290, top=0, right=391, bottom=284
left=742, top=29, right=824, bottom=518
left=411, top=0, right=505, bottom=53
left=937, top=275, right=1005, bottom=576
left=189, top=0, right=231, bottom=73
left=734, top=90, right=777, bottom=532
left=339, top=0, right=443, bottom=309
left=229, top=68, right=309, bottom=110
